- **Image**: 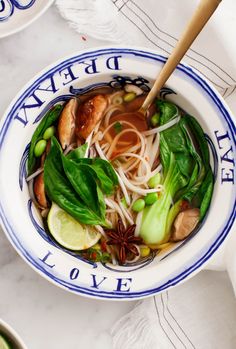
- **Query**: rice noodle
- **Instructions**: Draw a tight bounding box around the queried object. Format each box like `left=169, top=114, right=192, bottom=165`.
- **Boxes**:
left=130, top=192, right=140, bottom=208
left=110, top=252, right=118, bottom=265
left=136, top=135, right=153, bottom=178
left=144, top=134, right=154, bottom=163
left=89, top=146, right=96, bottom=158
left=85, top=131, right=94, bottom=157
left=149, top=163, right=162, bottom=178
left=117, top=168, right=162, bottom=195
left=125, top=245, right=141, bottom=264
left=26, top=167, right=44, bottom=182
left=117, top=141, right=134, bottom=146
left=118, top=202, right=134, bottom=225
left=91, top=131, right=102, bottom=145
left=149, top=133, right=160, bottom=169
left=124, top=84, right=143, bottom=96
left=116, top=173, right=131, bottom=206
left=108, top=91, right=124, bottom=104
left=101, top=120, right=137, bottom=140
left=63, top=142, right=77, bottom=156
left=94, top=118, right=103, bottom=134
left=105, top=198, right=127, bottom=228
left=116, top=152, right=151, bottom=184
left=123, top=143, right=142, bottom=154
left=131, top=175, right=151, bottom=186
left=142, top=116, right=180, bottom=136
left=106, top=211, right=118, bottom=229
left=95, top=141, right=131, bottom=205
left=116, top=190, right=134, bottom=225
left=121, top=148, right=146, bottom=173
left=104, top=105, right=124, bottom=127
left=95, top=141, right=108, bottom=161
left=134, top=211, right=143, bottom=237
left=95, top=225, right=107, bottom=238
left=101, top=143, right=110, bottom=153
left=106, top=128, right=145, bottom=160
left=106, top=209, right=116, bottom=213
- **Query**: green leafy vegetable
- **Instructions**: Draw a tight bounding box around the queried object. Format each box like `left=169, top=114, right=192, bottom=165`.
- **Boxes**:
left=61, top=156, right=105, bottom=218
left=44, top=138, right=118, bottom=226
left=80, top=248, right=111, bottom=263
left=91, top=159, right=118, bottom=194
left=28, top=105, right=63, bottom=174
left=140, top=100, right=214, bottom=245
left=114, top=121, right=123, bottom=134
left=44, top=137, right=107, bottom=226
left=182, top=115, right=214, bottom=220
left=66, top=145, right=118, bottom=195
left=67, top=143, right=88, bottom=160
left=88, top=164, right=115, bottom=195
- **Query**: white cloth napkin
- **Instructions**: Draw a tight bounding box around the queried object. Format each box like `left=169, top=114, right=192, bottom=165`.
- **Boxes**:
left=111, top=270, right=236, bottom=349
left=111, top=234, right=236, bottom=349
left=56, top=0, right=236, bottom=347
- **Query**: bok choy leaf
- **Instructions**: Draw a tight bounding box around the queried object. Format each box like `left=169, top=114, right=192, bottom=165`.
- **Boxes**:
left=140, top=100, right=214, bottom=245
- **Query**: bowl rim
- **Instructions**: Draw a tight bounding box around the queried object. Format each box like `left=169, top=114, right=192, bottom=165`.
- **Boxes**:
left=0, top=46, right=235, bottom=300
left=0, top=0, right=54, bottom=39
left=0, top=318, right=27, bottom=349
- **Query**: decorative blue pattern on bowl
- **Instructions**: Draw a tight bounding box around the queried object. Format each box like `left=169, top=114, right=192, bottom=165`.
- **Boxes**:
left=0, top=0, right=35, bottom=22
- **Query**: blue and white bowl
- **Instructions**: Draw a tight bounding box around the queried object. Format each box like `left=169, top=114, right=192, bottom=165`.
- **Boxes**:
left=0, top=47, right=235, bottom=300
left=0, top=0, right=54, bottom=38
left=0, top=319, right=27, bottom=349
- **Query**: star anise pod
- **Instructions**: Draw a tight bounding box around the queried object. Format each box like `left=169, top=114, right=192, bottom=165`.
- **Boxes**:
left=106, top=219, right=143, bottom=264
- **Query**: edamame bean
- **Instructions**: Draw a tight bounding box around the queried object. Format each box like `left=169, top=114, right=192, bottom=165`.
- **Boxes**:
left=132, top=199, right=145, bottom=212
left=148, top=173, right=161, bottom=188
left=151, top=112, right=160, bottom=127
left=144, top=192, right=158, bottom=205
left=43, top=126, right=55, bottom=140
left=123, top=92, right=136, bottom=102
left=140, top=245, right=150, bottom=258
left=34, top=139, right=47, bottom=157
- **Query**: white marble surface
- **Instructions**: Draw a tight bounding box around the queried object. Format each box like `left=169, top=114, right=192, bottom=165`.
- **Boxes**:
left=0, top=3, right=235, bottom=349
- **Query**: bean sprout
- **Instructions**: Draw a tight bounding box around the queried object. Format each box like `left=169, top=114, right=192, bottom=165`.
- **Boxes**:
left=142, top=116, right=180, bottom=136
left=26, top=167, right=43, bottom=182
left=134, top=211, right=143, bottom=237
left=124, top=84, right=143, bottom=96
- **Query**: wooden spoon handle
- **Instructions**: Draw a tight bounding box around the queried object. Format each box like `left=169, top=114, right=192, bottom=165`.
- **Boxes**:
left=141, top=0, right=222, bottom=113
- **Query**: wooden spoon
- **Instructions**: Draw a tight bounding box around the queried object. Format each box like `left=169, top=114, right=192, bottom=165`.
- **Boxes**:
left=137, top=0, right=222, bottom=115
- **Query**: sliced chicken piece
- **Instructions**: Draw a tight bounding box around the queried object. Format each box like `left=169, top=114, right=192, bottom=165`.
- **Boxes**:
left=75, top=94, right=108, bottom=140
left=58, top=98, right=78, bottom=149
left=34, top=172, right=47, bottom=208
left=171, top=208, right=200, bottom=242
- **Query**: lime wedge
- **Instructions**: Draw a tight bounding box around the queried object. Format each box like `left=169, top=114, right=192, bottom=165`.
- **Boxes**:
left=0, top=335, right=11, bottom=349
left=47, top=203, right=101, bottom=250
